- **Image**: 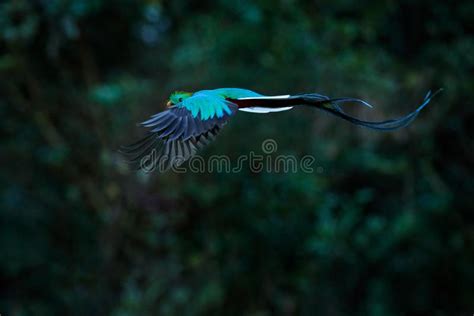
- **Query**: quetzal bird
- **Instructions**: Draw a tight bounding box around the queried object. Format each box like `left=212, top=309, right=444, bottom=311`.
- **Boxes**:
left=121, top=88, right=440, bottom=170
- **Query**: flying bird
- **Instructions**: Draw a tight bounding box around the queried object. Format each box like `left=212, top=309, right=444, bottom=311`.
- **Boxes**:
left=121, top=88, right=441, bottom=171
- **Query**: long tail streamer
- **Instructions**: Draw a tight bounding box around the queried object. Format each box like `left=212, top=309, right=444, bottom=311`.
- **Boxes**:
left=302, top=89, right=442, bottom=131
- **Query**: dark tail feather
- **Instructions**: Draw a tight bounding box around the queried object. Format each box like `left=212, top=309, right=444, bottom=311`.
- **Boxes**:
left=306, top=89, right=442, bottom=131
left=297, top=93, right=373, bottom=109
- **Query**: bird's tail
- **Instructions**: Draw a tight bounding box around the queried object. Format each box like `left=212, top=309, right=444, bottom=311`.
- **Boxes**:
left=300, top=89, right=442, bottom=131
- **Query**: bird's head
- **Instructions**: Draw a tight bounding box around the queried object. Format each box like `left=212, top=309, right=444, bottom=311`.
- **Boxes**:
left=167, top=91, right=192, bottom=107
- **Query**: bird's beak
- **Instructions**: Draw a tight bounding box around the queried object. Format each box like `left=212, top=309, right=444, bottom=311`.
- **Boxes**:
left=166, top=101, right=172, bottom=107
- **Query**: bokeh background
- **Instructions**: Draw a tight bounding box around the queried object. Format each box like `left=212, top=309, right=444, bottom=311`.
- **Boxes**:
left=1, top=0, right=474, bottom=315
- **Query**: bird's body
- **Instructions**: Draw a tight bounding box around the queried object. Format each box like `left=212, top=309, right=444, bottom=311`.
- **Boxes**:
left=121, top=87, right=441, bottom=171
left=174, top=88, right=263, bottom=119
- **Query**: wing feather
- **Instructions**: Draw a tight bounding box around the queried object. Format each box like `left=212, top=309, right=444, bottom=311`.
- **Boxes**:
left=122, top=99, right=237, bottom=172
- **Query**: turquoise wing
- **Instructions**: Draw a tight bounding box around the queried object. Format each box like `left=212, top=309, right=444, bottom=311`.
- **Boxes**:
left=178, top=91, right=233, bottom=120
left=178, top=88, right=262, bottom=120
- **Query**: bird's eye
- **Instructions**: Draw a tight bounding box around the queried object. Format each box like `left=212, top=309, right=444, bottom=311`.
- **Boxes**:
left=178, top=98, right=183, bottom=102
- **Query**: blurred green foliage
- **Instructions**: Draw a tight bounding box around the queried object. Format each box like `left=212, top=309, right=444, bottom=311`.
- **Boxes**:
left=1, top=0, right=473, bottom=315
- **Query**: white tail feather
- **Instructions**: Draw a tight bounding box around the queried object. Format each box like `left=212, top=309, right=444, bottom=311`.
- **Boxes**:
left=239, top=106, right=293, bottom=113
left=237, top=94, right=293, bottom=113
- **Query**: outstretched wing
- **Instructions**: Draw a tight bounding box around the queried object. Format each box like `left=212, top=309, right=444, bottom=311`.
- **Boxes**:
left=121, top=97, right=238, bottom=172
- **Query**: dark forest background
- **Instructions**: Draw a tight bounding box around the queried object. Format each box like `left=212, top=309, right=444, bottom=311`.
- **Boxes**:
left=1, top=0, right=473, bottom=315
